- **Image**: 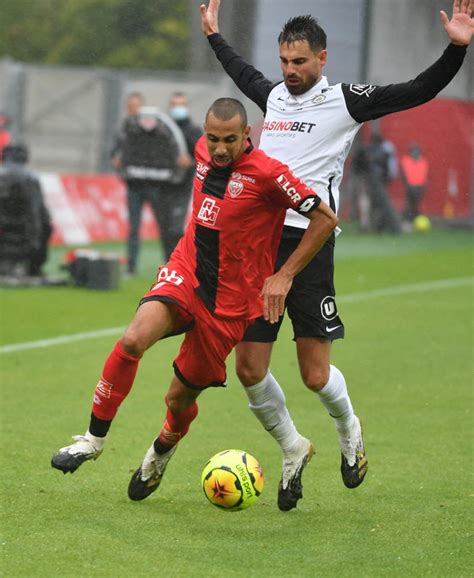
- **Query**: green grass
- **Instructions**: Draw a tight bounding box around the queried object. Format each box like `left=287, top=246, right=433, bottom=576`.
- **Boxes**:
left=1, top=225, right=473, bottom=577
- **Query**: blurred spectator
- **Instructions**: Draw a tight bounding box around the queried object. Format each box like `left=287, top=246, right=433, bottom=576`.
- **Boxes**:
left=0, top=144, right=52, bottom=277
left=168, top=91, right=203, bottom=217
left=400, top=143, right=430, bottom=224
left=111, top=93, right=191, bottom=275
left=0, top=114, right=12, bottom=162
left=366, top=132, right=401, bottom=234
left=348, top=140, right=371, bottom=232
left=110, top=92, right=144, bottom=170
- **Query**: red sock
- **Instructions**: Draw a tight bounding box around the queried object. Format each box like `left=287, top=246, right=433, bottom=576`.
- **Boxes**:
left=92, top=341, right=141, bottom=421
left=155, top=401, right=199, bottom=453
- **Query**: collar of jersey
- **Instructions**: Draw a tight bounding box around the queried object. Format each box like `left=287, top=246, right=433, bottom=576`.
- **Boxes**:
left=282, top=76, right=329, bottom=105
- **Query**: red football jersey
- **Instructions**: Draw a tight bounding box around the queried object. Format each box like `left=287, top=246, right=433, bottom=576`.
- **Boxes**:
left=170, top=136, right=320, bottom=319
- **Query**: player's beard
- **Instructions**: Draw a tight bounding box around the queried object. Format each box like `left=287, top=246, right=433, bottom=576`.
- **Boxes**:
left=285, top=78, right=311, bottom=95
left=284, top=73, right=320, bottom=95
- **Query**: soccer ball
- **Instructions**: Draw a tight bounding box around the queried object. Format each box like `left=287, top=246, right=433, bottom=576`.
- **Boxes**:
left=413, top=214, right=431, bottom=232
left=201, top=449, right=264, bottom=511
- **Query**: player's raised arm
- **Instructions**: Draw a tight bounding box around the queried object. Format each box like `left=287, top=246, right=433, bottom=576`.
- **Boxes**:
left=440, top=0, right=473, bottom=46
left=262, top=201, right=338, bottom=324
left=199, top=0, right=274, bottom=112
left=200, top=0, right=220, bottom=36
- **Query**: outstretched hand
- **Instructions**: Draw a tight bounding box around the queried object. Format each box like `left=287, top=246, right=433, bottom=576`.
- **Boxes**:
left=440, top=0, right=473, bottom=45
left=200, top=0, right=220, bottom=36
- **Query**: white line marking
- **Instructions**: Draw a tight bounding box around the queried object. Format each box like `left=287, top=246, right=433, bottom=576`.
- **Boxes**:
left=337, top=276, right=473, bottom=304
left=0, top=327, right=125, bottom=354
left=1, top=277, right=472, bottom=354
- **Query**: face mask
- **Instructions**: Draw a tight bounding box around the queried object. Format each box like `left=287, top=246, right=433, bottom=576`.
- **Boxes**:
left=169, top=106, right=189, bottom=121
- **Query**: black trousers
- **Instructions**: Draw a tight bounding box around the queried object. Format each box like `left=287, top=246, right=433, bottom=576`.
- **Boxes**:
left=126, top=179, right=191, bottom=273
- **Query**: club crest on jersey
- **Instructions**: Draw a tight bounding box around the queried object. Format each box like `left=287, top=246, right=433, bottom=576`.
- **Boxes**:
left=349, top=83, right=376, bottom=97
left=198, top=197, right=220, bottom=226
left=228, top=180, right=244, bottom=198
left=312, top=95, right=326, bottom=105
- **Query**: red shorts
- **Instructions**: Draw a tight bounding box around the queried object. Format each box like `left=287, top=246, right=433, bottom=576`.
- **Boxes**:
left=141, top=262, right=253, bottom=390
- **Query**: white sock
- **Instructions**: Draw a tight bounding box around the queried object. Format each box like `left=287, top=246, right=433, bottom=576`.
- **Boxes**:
left=245, top=371, right=301, bottom=456
left=85, top=430, right=106, bottom=451
left=316, top=365, right=355, bottom=434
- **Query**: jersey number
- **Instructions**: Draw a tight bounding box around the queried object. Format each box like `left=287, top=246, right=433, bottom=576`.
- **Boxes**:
left=152, top=267, right=184, bottom=290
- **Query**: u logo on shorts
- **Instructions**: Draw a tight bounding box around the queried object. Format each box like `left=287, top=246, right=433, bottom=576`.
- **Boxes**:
left=320, top=296, right=338, bottom=321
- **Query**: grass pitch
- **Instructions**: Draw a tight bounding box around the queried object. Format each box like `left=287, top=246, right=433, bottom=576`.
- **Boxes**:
left=1, top=225, right=473, bottom=577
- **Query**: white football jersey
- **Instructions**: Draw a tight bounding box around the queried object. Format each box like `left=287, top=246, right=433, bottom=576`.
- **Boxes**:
left=260, top=77, right=360, bottom=229
left=209, top=34, right=466, bottom=232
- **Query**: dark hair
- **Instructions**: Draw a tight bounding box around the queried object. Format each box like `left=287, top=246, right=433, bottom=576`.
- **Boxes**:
left=206, top=98, right=248, bottom=129
left=278, top=15, right=327, bottom=52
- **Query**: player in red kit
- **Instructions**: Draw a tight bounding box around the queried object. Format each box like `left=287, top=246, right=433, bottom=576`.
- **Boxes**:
left=51, top=98, right=338, bottom=502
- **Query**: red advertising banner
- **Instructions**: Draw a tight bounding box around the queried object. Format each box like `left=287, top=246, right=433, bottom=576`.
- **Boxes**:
left=380, top=98, right=473, bottom=219
left=40, top=174, right=159, bottom=246
left=40, top=98, right=472, bottom=247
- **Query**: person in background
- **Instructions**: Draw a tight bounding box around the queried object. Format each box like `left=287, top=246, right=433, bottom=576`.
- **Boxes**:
left=366, top=132, right=401, bottom=234
left=168, top=91, right=203, bottom=229
left=168, top=92, right=203, bottom=165
left=348, top=138, right=371, bottom=232
left=0, top=144, right=52, bottom=277
left=400, top=143, right=430, bottom=226
left=0, top=114, right=12, bottom=161
left=111, top=93, right=191, bottom=275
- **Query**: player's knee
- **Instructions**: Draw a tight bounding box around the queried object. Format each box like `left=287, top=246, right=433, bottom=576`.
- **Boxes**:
left=120, top=330, right=148, bottom=357
left=301, top=365, right=330, bottom=392
left=236, top=359, right=267, bottom=387
left=165, top=392, right=194, bottom=416
left=165, top=395, right=183, bottom=415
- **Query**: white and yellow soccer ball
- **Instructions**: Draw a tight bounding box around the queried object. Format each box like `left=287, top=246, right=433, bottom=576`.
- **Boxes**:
left=201, top=449, right=264, bottom=511
left=413, top=214, right=431, bottom=232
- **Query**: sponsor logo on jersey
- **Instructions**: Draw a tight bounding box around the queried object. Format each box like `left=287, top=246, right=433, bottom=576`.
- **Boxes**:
left=276, top=174, right=302, bottom=203
left=262, top=120, right=316, bottom=134
left=196, top=161, right=209, bottom=176
left=349, top=83, right=376, bottom=97
left=228, top=180, right=244, bottom=198
left=197, top=197, right=220, bottom=226
left=320, top=296, right=338, bottom=321
left=231, top=171, right=256, bottom=184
